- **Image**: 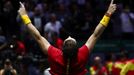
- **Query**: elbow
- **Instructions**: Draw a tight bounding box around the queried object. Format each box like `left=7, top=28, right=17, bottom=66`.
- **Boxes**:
left=34, top=32, right=42, bottom=41
left=93, top=32, right=99, bottom=39
left=36, top=35, right=42, bottom=41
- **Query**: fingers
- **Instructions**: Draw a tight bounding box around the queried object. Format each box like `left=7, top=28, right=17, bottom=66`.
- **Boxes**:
left=111, top=4, right=116, bottom=10
left=18, top=2, right=24, bottom=13
left=113, top=4, right=117, bottom=10
left=19, top=2, right=24, bottom=8
left=110, top=0, right=114, bottom=5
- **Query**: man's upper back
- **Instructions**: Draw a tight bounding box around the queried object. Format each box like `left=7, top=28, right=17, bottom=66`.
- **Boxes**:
left=47, top=45, right=90, bottom=75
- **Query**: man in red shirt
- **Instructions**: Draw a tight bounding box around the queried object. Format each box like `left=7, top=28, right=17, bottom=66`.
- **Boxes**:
left=18, top=0, right=116, bottom=75
left=112, top=51, right=128, bottom=75
left=120, top=59, right=134, bottom=75
left=90, top=56, right=108, bottom=75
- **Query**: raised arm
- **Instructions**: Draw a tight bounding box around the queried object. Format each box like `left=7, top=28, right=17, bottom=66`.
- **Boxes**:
left=18, top=2, right=50, bottom=54
left=85, top=0, right=116, bottom=50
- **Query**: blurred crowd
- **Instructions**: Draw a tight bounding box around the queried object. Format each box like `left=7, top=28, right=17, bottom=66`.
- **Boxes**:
left=0, top=0, right=134, bottom=75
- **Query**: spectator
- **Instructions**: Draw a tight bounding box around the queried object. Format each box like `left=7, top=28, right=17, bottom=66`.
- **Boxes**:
left=120, top=59, right=134, bottom=75
left=105, top=53, right=116, bottom=75
left=31, top=4, right=46, bottom=35
left=1, top=1, right=19, bottom=37
left=120, top=5, right=134, bottom=39
left=15, top=55, right=25, bottom=75
left=112, top=50, right=128, bottom=75
left=44, top=13, right=63, bottom=43
left=42, top=3, right=50, bottom=22
left=56, top=4, right=71, bottom=25
left=89, top=56, right=108, bottom=75
left=0, top=58, right=17, bottom=75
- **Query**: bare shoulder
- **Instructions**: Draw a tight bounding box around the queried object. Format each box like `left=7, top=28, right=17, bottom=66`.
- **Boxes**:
left=11, top=69, right=17, bottom=73
left=0, top=69, right=4, bottom=74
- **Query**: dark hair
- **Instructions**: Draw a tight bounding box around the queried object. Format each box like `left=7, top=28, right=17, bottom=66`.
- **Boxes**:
left=62, top=40, right=78, bottom=74
left=62, top=40, right=78, bottom=60
left=4, top=59, right=11, bottom=65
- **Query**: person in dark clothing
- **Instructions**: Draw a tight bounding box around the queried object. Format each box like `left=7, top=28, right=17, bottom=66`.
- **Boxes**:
left=0, top=58, right=17, bottom=75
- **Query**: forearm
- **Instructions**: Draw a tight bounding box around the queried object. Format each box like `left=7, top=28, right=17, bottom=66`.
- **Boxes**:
left=93, top=12, right=111, bottom=38
left=27, top=23, right=41, bottom=40
left=85, top=13, right=111, bottom=49
left=93, top=23, right=106, bottom=39
left=85, top=0, right=116, bottom=50
left=23, top=23, right=50, bottom=54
